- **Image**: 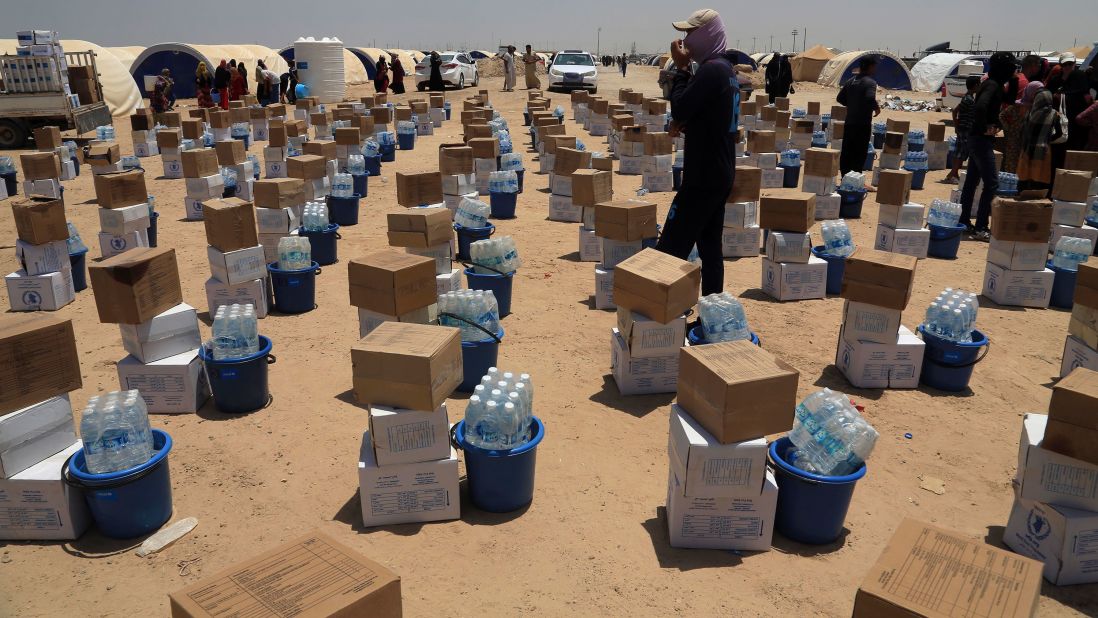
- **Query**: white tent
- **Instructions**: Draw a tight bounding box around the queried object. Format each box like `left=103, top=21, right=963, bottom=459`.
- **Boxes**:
left=751, top=52, right=775, bottom=67
left=104, top=46, right=146, bottom=71
left=339, top=48, right=369, bottom=85
left=910, top=53, right=987, bottom=92
left=131, top=43, right=288, bottom=99
left=0, top=39, right=142, bottom=117
left=817, top=50, right=913, bottom=90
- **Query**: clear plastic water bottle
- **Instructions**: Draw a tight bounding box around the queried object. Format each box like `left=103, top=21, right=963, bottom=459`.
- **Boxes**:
left=396, top=121, right=416, bottom=135
left=79, top=390, right=154, bottom=474
left=378, top=131, right=396, bottom=146
left=302, top=201, right=330, bottom=231
left=455, top=197, right=490, bottom=228
left=439, top=290, right=500, bottom=341
left=231, top=123, right=249, bottom=139
left=922, top=288, right=979, bottom=341
left=202, top=130, right=215, bottom=147
left=872, top=122, right=886, bottom=137
left=908, top=130, right=926, bottom=148
left=347, top=154, right=366, bottom=176
left=332, top=173, right=353, bottom=198
left=791, top=108, right=807, bottom=119
left=247, top=154, right=260, bottom=180
left=779, top=149, right=801, bottom=167
left=839, top=171, right=865, bottom=192
left=363, top=140, right=381, bottom=157
left=928, top=199, right=962, bottom=227
left=0, top=156, right=14, bottom=174
left=66, top=222, right=87, bottom=253
left=500, top=153, right=524, bottom=171
left=180, top=138, right=196, bottom=151
left=211, top=303, right=260, bottom=360
left=948, top=134, right=957, bottom=152
left=1086, top=198, right=1098, bottom=228
left=820, top=220, right=856, bottom=257
left=997, top=172, right=1018, bottom=194
left=488, top=170, right=519, bottom=194
left=698, top=292, right=751, bottom=343
left=470, top=236, right=521, bottom=274
left=95, top=125, right=116, bottom=141
left=903, top=150, right=928, bottom=171
left=463, top=368, right=533, bottom=449
left=278, top=236, right=312, bottom=270
left=812, top=131, right=828, bottom=147
left=221, top=166, right=237, bottom=191
left=1052, top=236, right=1093, bottom=272
left=788, top=388, right=878, bottom=476
left=121, top=155, right=140, bottom=170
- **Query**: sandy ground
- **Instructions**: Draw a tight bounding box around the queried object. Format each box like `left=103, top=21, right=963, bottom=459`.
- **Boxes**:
left=2, top=65, right=1096, bottom=616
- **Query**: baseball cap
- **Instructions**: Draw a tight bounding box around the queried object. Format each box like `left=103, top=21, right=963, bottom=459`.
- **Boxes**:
left=1060, top=53, right=1077, bottom=65
left=672, top=8, right=720, bottom=31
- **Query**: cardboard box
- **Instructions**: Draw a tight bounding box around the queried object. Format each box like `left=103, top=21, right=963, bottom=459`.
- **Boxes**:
left=1005, top=493, right=1098, bottom=586
left=254, top=207, right=299, bottom=235
left=204, top=277, right=269, bottom=319
left=579, top=226, right=602, bottom=261
left=5, top=269, right=75, bottom=311
left=853, top=518, right=1041, bottom=618
left=840, top=248, right=917, bottom=310
left=303, top=140, right=337, bottom=161
left=352, top=322, right=462, bottom=411
left=253, top=178, right=305, bottom=209
left=764, top=231, right=811, bottom=263
left=0, top=442, right=90, bottom=541
left=99, top=228, right=150, bottom=260
left=760, top=255, right=827, bottom=301
left=88, top=247, right=182, bottom=324
left=358, top=431, right=459, bottom=528
left=11, top=197, right=67, bottom=244
left=467, top=137, right=499, bottom=159
left=0, top=314, right=81, bottom=415
left=722, top=226, right=762, bottom=257
left=368, top=403, right=450, bottom=466
left=1051, top=199, right=1088, bottom=227
left=878, top=203, right=925, bottom=230
left=666, top=465, right=777, bottom=551
left=97, top=202, right=150, bottom=237
left=15, top=238, right=68, bottom=276
left=570, top=170, right=613, bottom=208
left=876, top=169, right=912, bottom=206
left=617, top=155, right=643, bottom=175
left=155, top=128, right=182, bottom=149
left=183, top=174, right=225, bottom=200
left=668, top=404, right=768, bottom=498
left=759, top=190, right=815, bottom=232
left=747, top=130, right=776, bottom=154
left=982, top=263, right=1054, bottom=308
left=723, top=201, right=758, bottom=228
left=616, top=308, right=685, bottom=359
left=117, top=349, right=209, bottom=414
left=118, top=303, right=201, bottom=365
left=1070, top=303, right=1098, bottom=349
left=988, top=238, right=1049, bottom=271
left=613, top=249, right=700, bottom=324
left=1053, top=169, right=1093, bottom=203
left=32, top=126, right=61, bottom=150
left=387, top=208, right=452, bottom=248
left=874, top=225, right=930, bottom=259
left=1017, top=413, right=1098, bottom=511
left=842, top=300, right=901, bottom=344
left=1048, top=223, right=1098, bottom=254
left=180, top=148, right=218, bottom=178
left=357, top=305, right=439, bottom=338
left=169, top=530, right=401, bottom=618
left=548, top=194, right=582, bottom=223
left=643, top=132, right=673, bottom=156
left=801, top=174, right=836, bottom=197
left=441, top=173, right=476, bottom=196
left=815, top=193, right=841, bottom=220
left=207, top=245, right=265, bottom=285
left=610, top=328, right=679, bottom=395
left=836, top=324, right=925, bottom=389
left=595, top=265, right=615, bottom=310
left=85, top=142, right=121, bottom=168
left=0, top=395, right=74, bottom=479
left=348, top=251, right=438, bottom=314
left=287, top=154, right=327, bottom=180
left=554, top=148, right=592, bottom=176
left=729, top=166, right=762, bottom=203
left=20, top=152, right=61, bottom=180
left=803, top=147, right=839, bottom=177
left=992, top=198, right=1054, bottom=242
left=1077, top=263, right=1098, bottom=309
left=1041, top=367, right=1098, bottom=465
left=214, top=139, right=246, bottom=166
left=335, top=126, right=362, bottom=146
left=396, top=172, right=443, bottom=207
left=439, top=146, right=474, bottom=175
left=677, top=340, right=799, bottom=443
left=202, top=198, right=258, bottom=253
left=595, top=200, right=657, bottom=242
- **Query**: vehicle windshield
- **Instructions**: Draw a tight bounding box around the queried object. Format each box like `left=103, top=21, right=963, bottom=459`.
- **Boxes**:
left=441, top=54, right=456, bottom=63
left=554, top=54, right=592, bottom=66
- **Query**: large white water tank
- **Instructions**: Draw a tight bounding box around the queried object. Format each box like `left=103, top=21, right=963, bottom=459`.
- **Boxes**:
left=294, top=36, right=345, bottom=103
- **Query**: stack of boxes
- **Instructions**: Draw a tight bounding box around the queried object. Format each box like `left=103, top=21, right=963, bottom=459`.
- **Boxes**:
left=543, top=134, right=576, bottom=188
left=349, top=251, right=439, bottom=338
left=874, top=169, right=928, bottom=258
left=19, top=150, right=62, bottom=199
left=0, top=313, right=90, bottom=542
left=85, top=140, right=122, bottom=176
left=667, top=340, right=800, bottom=550
left=469, top=136, right=499, bottom=196
left=130, top=109, right=159, bottom=158
left=549, top=147, right=592, bottom=223
left=335, top=126, right=363, bottom=171
left=388, top=207, right=461, bottom=298
left=723, top=167, right=762, bottom=257
left=31, top=126, right=75, bottom=181
left=287, top=153, right=329, bottom=202
left=836, top=249, right=925, bottom=389
left=983, top=197, right=1055, bottom=308
left=254, top=178, right=305, bottom=267
left=157, top=127, right=184, bottom=179
left=353, top=322, right=462, bottom=527
left=641, top=132, right=674, bottom=193
left=1062, top=263, right=1098, bottom=374
left=587, top=98, right=611, bottom=137
left=181, top=147, right=223, bottom=221
left=86, top=247, right=209, bottom=414
left=790, top=118, right=814, bottom=152
left=6, top=30, right=70, bottom=97
left=1006, top=369, right=1098, bottom=585
left=202, top=198, right=269, bottom=319
left=610, top=249, right=698, bottom=395
left=250, top=105, right=270, bottom=142
left=411, top=100, right=432, bottom=136
left=7, top=197, right=75, bottom=311
left=759, top=190, right=826, bottom=301
left=311, top=109, right=333, bottom=141
left=829, top=105, right=846, bottom=152
left=748, top=130, right=782, bottom=189
left=93, top=169, right=150, bottom=258
left=209, top=109, right=231, bottom=143
left=573, top=169, right=613, bottom=262
left=802, top=147, right=841, bottom=220
left=616, top=125, right=645, bottom=174
left=592, top=200, right=657, bottom=310
left=215, top=139, right=255, bottom=201
left=1049, top=168, right=1098, bottom=250
left=265, top=122, right=289, bottom=179
left=440, top=145, right=477, bottom=218
left=304, top=140, right=339, bottom=188
left=925, top=122, right=948, bottom=170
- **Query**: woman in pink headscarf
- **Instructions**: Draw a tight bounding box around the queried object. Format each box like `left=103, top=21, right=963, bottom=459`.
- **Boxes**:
left=999, top=81, right=1043, bottom=173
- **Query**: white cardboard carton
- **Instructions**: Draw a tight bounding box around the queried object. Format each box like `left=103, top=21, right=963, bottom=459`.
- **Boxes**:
left=988, top=238, right=1051, bottom=271
left=836, top=324, right=925, bottom=389
left=117, top=349, right=210, bottom=414
left=724, top=202, right=758, bottom=228
left=0, top=442, right=90, bottom=541
left=184, top=174, right=225, bottom=199
left=579, top=226, right=603, bottom=262
left=162, top=156, right=183, bottom=179
left=814, top=193, right=841, bottom=220
left=205, top=277, right=270, bottom=319
left=538, top=153, right=555, bottom=174
left=15, top=239, right=69, bottom=276
left=1004, top=491, right=1098, bottom=585
left=442, top=173, right=476, bottom=196
left=611, top=328, right=677, bottom=395
left=550, top=174, right=572, bottom=197
left=357, top=305, right=438, bottom=339
left=265, top=160, right=287, bottom=179
left=878, top=203, right=926, bottom=230
left=98, top=229, right=149, bottom=259
left=406, top=244, right=452, bottom=276
left=722, top=225, right=761, bottom=257
left=5, top=269, right=74, bottom=311
left=133, top=140, right=158, bottom=158
left=642, top=154, right=674, bottom=175
left=22, top=179, right=61, bottom=199
left=118, top=303, right=202, bottom=364
left=600, top=237, right=643, bottom=269
left=549, top=194, right=582, bottom=223
left=255, top=207, right=300, bottom=234
left=358, top=430, right=460, bottom=527
left=802, top=174, right=836, bottom=196
left=0, top=395, right=75, bottom=479
left=443, top=191, right=478, bottom=216
left=841, top=300, right=902, bottom=345
left=207, top=245, right=267, bottom=285
left=668, top=404, right=768, bottom=498
left=1052, top=199, right=1088, bottom=227
left=756, top=153, right=778, bottom=169
left=1016, top=414, right=1098, bottom=512
left=618, top=155, right=643, bottom=175
left=642, top=172, right=674, bottom=193
left=765, top=231, right=812, bottom=263
left=874, top=225, right=930, bottom=259
left=1048, top=224, right=1098, bottom=253
left=98, top=203, right=150, bottom=236
left=304, top=177, right=330, bottom=201
left=982, top=263, right=1054, bottom=308
left=473, top=157, right=497, bottom=174
left=595, top=265, right=615, bottom=310
left=436, top=268, right=462, bottom=297
left=760, top=256, right=827, bottom=301
left=1061, top=335, right=1098, bottom=377
left=761, top=168, right=784, bottom=189
left=368, top=403, right=451, bottom=466
left=666, top=466, right=777, bottom=551
left=616, top=309, right=686, bottom=359
left=183, top=196, right=205, bottom=220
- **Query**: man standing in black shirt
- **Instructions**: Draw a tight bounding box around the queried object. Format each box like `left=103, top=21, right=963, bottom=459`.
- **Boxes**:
left=656, top=8, right=739, bottom=296
left=836, top=56, right=880, bottom=178
left=959, top=51, right=1016, bottom=240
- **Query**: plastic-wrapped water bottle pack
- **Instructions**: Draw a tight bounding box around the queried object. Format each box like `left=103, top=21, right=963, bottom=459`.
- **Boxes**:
left=278, top=236, right=312, bottom=270
left=439, top=290, right=501, bottom=342
left=698, top=292, right=752, bottom=343
left=1052, top=236, right=1093, bottom=272
left=80, top=390, right=154, bottom=474
left=838, top=172, right=865, bottom=192
left=820, top=220, right=855, bottom=257
left=488, top=171, right=519, bottom=194
left=470, top=236, right=521, bottom=274
left=464, top=368, right=535, bottom=450
left=788, top=388, right=878, bottom=476
left=500, top=153, right=524, bottom=171
left=454, top=197, right=490, bottom=229
left=927, top=199, right=962, bottom=227
left=922, top=288, right=979, bottom=342
left=302, top=201, right=329, bottom=231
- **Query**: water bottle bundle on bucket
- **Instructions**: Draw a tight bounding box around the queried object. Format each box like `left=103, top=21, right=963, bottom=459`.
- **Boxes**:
left=926, top=199, right=965, bottom=259
left=812, top=220, right=856, bottom=295
left=917, top=288, right=989, bottom=392
left=466, top=236, right=520, bottom=317
left=488, top=170, right=520, bottom=218
left=687, top=292, right=760, bottom=346
left=454, top=197, right=494, bottom=261
left=439, top=289, right=505, bottom=392
left=1049, top=237, right=1093, bottom=309
left=269, top=237, right=320, bottom=314
left=837, top=171, right=867, bottom=219
left=200, top=303, right=275, bottom=413
left=298, top=201, right=340, bottom=265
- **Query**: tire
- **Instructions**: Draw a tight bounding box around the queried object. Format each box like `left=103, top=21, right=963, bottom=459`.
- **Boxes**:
left=473, top=71, right=479, bottom=87
left=590, top=87, right=597, bottom=95
left=0, top=119, right=29, bottom=149
left=458, top=74, right=465, bottom=89
left=417, top=83, right=426, bottom=92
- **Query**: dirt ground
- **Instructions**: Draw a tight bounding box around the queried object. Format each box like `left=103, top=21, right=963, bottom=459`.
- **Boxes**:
left=2, top=65, right=1096, bottom=616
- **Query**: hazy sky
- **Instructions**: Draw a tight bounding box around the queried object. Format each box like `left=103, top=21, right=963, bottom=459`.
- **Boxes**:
left=7, top=0, right=1097, bottom=56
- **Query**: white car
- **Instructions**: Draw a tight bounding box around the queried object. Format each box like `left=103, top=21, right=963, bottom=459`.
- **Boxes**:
left=547, top=50, right=598, bottom=94
left=414, top=52, right=479, bottom=91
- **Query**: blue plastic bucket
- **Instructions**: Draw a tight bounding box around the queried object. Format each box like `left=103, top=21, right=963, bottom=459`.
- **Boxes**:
left=686, top=325, right=760, bottom=347
left=516, top=169, right=525, bottom=193
left=908, top=168, right=927, bottom=190
left=364, top=155, right=382, bottom=176
left=64, top=429, right=174, bottom=539
left=445, top=106, right=452, bottom=121
left=69, top=249, right=88, bottom=292
left=872, top=133, right=885, bottom=150
left=299, top=224, right=340, bottom=265
left=780, top=164, right=800, bottom=188
left=927, top=223, right=965, bottom=259
left=489, top=191, right=517, bottom=219
left=380, top=143, right=396, bottom=162
left=327, top=194, right=361, bottom=226
left=458, top=327, right=503, bottom=392
left=672, top=166, right=683, bottom=191
left=810, top=246, right=846, bottom=295
left=769, top=437, right=867, bottom=544
left=1048, top=262, right=1078, bottom=309
left=464, top=268, right=514, bottom=317
left=268, top=262, right=320, bottom=313
left=454, top=223, right=495, bottom=260
left=918, top=326, right=989, bottom=392
left=837, top=189, right=866, bottom=218
left=864, top=152, right=876, bottom=171
left=453, top=416, right=545, bottom=512
left=2, top=171, right=18, bottom=197
left=351, top=173, right=368, bottom=197
left=199, top=335, right=275, bottom=414
left=148, top=212, right=160, bottom=248
left=397, top=132, right=415, bottom=151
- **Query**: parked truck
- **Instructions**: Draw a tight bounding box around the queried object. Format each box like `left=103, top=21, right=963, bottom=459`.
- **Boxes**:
left=0, top=49, right=111, bottom=148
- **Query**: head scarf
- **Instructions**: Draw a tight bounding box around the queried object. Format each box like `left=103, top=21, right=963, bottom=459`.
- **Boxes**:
left=1022, top=88, right=1056, bottom=161
left=683, top=12, right=727, bottom=63
left=197, top=61, right=207, bottom=77
left=1018, top=81, right=1042, bottom=105
left=219, top=60, right=227, bottom=69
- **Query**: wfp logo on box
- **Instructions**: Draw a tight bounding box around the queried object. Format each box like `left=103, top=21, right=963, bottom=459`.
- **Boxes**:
left=766, top=269, right=774, bottom=283
left=22, top=290, right=41, bottom=306
left=110, top=237, right=128, bottom=251
left=1026, top=509, right=1051, bottom=541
